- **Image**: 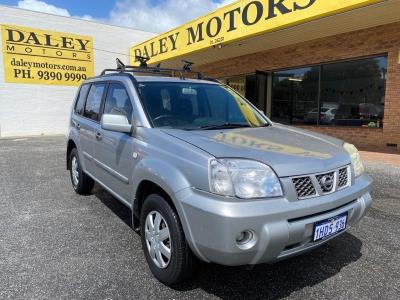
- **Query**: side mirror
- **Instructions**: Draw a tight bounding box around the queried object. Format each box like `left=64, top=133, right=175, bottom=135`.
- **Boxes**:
left=101, top=114, right=132, bottom=133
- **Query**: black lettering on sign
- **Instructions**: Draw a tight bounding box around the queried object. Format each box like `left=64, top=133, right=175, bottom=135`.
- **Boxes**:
left=134, top=49, right=142, bottom=60
left=7, top=29, right=24, bottom=42
left=132, top=0, right=321, bottom=61
left=242, top=1, right=263, bottom=26
left=159, top=37, right=168, bottom=54
left=224, top=7, right=241, bottom=32
left=206, top=17, right=222, bottom=38
left=76, top=39, right=90, bottom=51
left=187, top=22, right=204, bottom=45
left=169, top=33, right=179, bottom=50
left=61, top=37, right=74, bottom=49
left=294, top=0, right=317, bottom=11
left=5, top=28, right=92, bottom=51
left=265, top=0, right=292, bottom=20
left=6, top=44, right=15, bottom=51
left=150, top=41, right=158, bottom=57
left=44, top=34, right=59, bottom=47
left=25, top=32, right=41, bottom=45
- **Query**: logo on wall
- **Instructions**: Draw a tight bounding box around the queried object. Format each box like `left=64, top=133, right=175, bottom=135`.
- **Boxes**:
left=1, top=24, right=94, bottom=86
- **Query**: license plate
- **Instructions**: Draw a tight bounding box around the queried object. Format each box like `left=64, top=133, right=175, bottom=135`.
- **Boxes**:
left=313, top=213, right=348, bottom=242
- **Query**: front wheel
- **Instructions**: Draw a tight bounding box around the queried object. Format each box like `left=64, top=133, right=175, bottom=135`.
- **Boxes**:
left=140, top=194, right=194, bottom=286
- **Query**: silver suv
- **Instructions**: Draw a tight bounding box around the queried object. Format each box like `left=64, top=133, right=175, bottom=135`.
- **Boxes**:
left=66, top=61, right=372, bottom=285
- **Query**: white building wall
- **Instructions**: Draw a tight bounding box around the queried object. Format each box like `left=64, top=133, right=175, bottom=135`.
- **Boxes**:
left=0, top=6, right=155, bottom=137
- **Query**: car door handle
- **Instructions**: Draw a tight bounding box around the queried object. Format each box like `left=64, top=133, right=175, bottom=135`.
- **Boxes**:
left=95, top=131, right=102, bottom=140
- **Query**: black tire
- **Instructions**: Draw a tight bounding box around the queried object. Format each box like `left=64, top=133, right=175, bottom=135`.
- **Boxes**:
left=68, top=148, right=94, bottom=195
left=140, top=194, right=194, bottom=286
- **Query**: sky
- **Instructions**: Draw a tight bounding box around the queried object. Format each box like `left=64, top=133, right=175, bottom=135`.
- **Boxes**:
left=0, top=0, right=235, bottom=33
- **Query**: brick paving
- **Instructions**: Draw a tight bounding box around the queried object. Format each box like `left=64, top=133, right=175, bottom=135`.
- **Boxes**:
left=360, top=151, right=400, bottom=166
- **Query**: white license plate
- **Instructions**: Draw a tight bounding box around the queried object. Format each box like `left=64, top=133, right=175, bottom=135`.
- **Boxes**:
left=313, top=213, right=348, bottom=242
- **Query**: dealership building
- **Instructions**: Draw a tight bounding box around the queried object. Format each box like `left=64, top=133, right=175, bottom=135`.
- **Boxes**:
left=1, top=0, right=400, bottom=152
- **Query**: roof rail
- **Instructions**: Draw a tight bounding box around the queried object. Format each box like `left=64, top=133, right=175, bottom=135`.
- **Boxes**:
left=100, top=58, right=206, bottom=80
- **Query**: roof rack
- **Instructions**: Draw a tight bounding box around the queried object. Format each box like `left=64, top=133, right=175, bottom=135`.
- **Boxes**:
left=101, top=58, right=205, bottom=80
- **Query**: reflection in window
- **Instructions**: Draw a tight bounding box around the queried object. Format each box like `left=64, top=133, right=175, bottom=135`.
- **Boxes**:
left=84, top=83, right=105, bottom=121
left=104, top=84, right=133, bottom=124
left=226, top=76, right=246, bottom=97
left=271, top=56, right=387, bottom=127
left=272, top=67, right=319, bottom=125
left=321, top=57, right=386, bottom=128
left=75, top=84, right=90, bottom=115
left=226, top=75, right=265, bottom=110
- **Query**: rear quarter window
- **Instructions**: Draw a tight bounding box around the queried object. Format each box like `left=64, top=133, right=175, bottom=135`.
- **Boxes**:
left=84, top=83, right=106, bottom=121
left=74, top=84, right=90, bottom=115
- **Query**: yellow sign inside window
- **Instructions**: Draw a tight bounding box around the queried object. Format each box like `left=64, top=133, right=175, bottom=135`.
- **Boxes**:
left=130, top=0, right=382, bottom=65
left=1, top=24, right=94, bottom=86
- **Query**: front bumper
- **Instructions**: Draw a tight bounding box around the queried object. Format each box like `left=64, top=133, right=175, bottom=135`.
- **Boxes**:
left=175, top=174, right=373, bottom=266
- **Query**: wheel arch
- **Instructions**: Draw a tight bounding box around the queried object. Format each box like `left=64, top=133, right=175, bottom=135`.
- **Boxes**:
left=131, top=159, right=206, bottom=261
left=66, top=139, right=77, bottom=170
left=131, top=158, right=190, bottom=227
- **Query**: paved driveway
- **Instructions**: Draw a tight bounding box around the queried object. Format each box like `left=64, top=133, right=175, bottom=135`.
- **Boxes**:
left=0, top=136, right=399, bottom=299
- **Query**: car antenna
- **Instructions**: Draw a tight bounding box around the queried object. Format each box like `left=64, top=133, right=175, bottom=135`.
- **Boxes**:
left=136, top=56, right=150, bottom=68
left=116, top=58, right=126, bottom=72
left=182, top=60, right=194, bottom=71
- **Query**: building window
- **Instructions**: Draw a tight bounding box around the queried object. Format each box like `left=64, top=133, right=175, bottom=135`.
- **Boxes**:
left=271, top=56, right=387, bottom=128
left=272, top=67, right=319, bottom=125
left=321, top=57, right=386, bottom=127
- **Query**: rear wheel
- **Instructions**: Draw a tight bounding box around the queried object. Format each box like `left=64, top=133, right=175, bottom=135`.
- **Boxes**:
left=69, top=148, right=94, bottom=195
left=140, top=194, right=194, bottom=286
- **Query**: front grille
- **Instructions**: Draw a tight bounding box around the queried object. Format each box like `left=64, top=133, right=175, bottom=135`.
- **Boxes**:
left=338, top=167, right=349, bottom=188
left=316, top=172, right=335, bottom=193
left=292, top=177, right=316, bottom=199
left=291, top=165, right=351, bottom=200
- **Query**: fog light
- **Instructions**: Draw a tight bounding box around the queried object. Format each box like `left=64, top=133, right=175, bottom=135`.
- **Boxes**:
left=236, top=230, right=254, bottom=246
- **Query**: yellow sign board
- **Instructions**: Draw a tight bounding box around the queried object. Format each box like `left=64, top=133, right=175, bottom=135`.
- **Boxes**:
left=1, top=24, right=94, bottom=86
left=130, top=0, right=382, bottom=65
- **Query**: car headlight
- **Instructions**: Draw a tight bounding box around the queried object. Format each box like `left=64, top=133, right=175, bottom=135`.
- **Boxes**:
left=343, top=143, right=365, bottom=177
left=209, top=159, right=283, bottom=199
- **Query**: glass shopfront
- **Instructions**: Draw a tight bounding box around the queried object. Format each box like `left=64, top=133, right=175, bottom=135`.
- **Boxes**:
left=226, top=72, right=268, bottom=112
left=271, top=66, right=319, bottom=125
left=271, top=56, right=387, bottom=128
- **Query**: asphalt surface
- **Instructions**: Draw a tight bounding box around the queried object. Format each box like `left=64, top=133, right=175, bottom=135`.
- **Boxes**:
left=0, top=136, right=399, bottom=299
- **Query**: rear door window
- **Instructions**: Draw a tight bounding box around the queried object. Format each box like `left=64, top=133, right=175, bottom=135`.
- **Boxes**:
left=74, top=84, right=90, bottom=115
left=84, top=83, right=106, bottom=121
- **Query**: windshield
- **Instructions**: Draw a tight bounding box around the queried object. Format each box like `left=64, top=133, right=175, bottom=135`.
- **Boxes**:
left=137, top=82, right=269, bottom=130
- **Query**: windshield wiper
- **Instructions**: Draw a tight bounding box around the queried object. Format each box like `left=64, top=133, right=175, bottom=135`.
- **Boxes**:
left=199, top=123, right=252, bottom=130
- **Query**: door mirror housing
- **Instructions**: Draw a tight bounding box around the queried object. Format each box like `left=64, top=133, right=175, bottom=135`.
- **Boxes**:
left=101, top=114, right=132, bottom=133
